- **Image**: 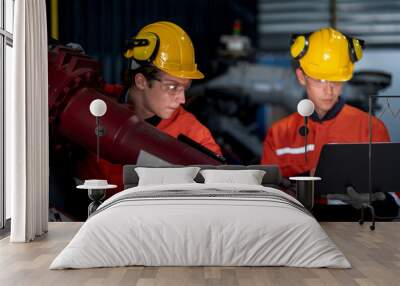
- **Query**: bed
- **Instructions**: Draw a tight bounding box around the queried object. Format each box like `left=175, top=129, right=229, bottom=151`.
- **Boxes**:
left=50, top=165, right=350, bottom=269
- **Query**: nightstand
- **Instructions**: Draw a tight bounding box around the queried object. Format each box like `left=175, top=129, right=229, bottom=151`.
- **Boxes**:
left=289, top=176, right=321, bottom=210
left=77, top=180, right=117, bottom=217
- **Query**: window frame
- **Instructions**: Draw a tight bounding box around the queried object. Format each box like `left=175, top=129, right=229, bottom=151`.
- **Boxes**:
left=1, top=0, right=13, bottom=230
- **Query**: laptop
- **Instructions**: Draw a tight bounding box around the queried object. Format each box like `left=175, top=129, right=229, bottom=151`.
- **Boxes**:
left=315, top=143, right=400, bottom=195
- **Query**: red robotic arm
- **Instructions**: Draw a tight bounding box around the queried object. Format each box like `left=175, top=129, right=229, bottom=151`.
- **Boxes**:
left=48, top=45, right=220, bottom=165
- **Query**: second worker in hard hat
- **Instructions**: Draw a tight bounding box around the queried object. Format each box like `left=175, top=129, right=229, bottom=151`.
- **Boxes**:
left=77, top=21, right=222, bottom=198
left=261, top=27, right=390, bottom=178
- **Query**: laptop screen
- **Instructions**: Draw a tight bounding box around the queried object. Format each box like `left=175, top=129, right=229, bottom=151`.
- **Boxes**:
left=315, top=143, right=400, bottom=195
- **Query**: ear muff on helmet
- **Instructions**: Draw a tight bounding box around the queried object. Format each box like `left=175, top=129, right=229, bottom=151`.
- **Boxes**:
left=290, top=33, right=311, bottom=60
left=290, top=31, right=365, bottom=63
left=346, top=36, right=365, bottom=63
left=124, top=32, right=160, bottom=64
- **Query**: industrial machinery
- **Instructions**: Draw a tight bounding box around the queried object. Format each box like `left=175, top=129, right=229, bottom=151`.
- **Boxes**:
left=48, top=45, right=222, bottom=166
left=48, top=45, right=221, bottom=220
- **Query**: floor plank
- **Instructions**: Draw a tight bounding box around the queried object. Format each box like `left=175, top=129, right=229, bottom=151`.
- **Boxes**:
left=0, top=222, right=399, bottom=286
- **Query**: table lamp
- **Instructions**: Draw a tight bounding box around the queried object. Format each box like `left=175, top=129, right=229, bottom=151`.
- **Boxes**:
left=89, top=99, right=107, bottom=162
left=297, top=99, right=314, bottom=163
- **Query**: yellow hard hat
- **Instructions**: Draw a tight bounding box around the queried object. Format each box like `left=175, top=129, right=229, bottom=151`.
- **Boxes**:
left=124, top=21, right=204, bottom=79
left=290, top=27, right=365, bottom=81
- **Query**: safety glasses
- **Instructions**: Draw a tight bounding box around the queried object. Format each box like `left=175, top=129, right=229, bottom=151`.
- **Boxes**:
left=305, top=75, right=343, bottom=89
left=153, top=78, right=192, bottom=96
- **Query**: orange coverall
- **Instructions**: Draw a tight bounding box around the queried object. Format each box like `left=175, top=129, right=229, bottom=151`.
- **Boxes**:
left=261, top=104, right=390, bottom=178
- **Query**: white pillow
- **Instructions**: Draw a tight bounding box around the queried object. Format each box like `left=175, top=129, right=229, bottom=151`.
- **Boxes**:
left=200, top=169, right=266, bottom=185
left=135, top=167, right=201, bottom=186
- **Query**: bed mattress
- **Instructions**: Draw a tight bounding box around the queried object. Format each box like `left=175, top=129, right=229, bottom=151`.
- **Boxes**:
left=50, top=183, right=350, bottom=269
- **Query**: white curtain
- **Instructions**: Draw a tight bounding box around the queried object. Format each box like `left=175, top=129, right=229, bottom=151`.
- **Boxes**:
left=7, top=0, right=49, bottom=242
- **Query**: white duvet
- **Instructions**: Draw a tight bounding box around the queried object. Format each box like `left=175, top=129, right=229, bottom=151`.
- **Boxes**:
left=50, top=183, right=350, bottom=269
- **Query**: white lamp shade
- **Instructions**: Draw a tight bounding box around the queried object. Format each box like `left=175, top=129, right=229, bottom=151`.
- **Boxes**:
left=297, top=99, right=315, bottom=117
left=89, top=99, right=107, bottom=117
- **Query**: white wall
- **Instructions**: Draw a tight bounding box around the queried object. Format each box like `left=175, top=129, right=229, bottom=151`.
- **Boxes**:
left=355, top=49, right=400, bottom=142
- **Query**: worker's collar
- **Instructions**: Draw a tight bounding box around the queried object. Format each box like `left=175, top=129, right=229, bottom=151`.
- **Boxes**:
left=145, top=115, right=162, bottom=126
left=310, top=96, right=344, bottom=122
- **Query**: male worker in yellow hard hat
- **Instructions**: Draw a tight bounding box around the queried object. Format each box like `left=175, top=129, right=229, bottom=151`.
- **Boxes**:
left=261, top=27, right=390, bottom=178
left=121, top=21, right=221, bottom=153
left=78, top=21, right=221, bottom=197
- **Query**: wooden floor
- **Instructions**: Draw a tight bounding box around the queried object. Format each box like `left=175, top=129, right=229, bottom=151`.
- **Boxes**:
left=1, top=222, right=399, bottom=286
